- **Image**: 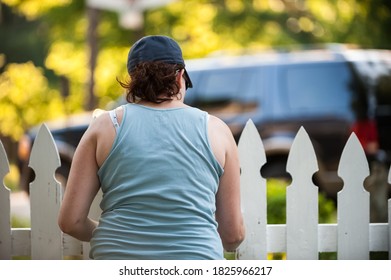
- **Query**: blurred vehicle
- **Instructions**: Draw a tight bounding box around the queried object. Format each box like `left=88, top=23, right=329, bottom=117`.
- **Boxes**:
left=184, top=45, right=391, bottom=198
left=18, top=45, right=391, bottom=199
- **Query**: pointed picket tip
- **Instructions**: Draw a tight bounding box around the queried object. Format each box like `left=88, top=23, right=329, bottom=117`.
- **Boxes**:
left=338, top=132, right=369, bottom=184
left=0, top=141, right=10, bottom=182
left=238, top=119, right=266, bottom=171
left=29, top=123, right=61, bottom=175
left=287, top=126, right=318, bottom=176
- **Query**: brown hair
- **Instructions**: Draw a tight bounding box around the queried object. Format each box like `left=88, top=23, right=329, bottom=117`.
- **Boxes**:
left=117, top=61, right=183, bottom=104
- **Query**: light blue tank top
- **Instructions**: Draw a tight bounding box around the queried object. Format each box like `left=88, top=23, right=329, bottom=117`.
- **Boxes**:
left=90, top=103, right=224, bottom=259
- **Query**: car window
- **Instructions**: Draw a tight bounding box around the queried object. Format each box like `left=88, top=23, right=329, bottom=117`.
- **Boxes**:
left=186, top=68, right=259, bottom=117
left=282, top=62, right=358, bottom=120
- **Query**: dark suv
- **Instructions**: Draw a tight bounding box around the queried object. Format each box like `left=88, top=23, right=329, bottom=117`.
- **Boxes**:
left=18, top=46, right=391, bottom=198
left=184, top=47, right=391, bottom=197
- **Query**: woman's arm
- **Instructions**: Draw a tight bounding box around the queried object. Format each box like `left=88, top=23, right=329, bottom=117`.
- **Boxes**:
left=209, top=116, right=245, bottom=251
left=58, top=117, right=101, bottom=242
left=58, top=107, right=122, bottom=241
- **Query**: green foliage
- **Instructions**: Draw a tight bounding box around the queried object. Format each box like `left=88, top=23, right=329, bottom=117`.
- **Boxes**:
left=318, top=189, right=337, bottom=223
left=147, top=0, right=224, bottom=58
left=0, top=62, right=65, bottom=140
left=267, top=179, right=337, bottom=224
left=11, top=215, right=30, bottom=228
left=4, top=164, right=20, bottom=192
left=147, top=0, right=391, bottom=58
left=94, top=46, right=128, bottom=106
left=2, top=0, right=71, bottom=20
left=266, top=179, right=288, bottom=224
left=223, top=251, right=236, bottom=260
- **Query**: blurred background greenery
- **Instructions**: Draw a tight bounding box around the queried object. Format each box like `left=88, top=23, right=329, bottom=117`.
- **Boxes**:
left=1, top=0, right=390, bottom=147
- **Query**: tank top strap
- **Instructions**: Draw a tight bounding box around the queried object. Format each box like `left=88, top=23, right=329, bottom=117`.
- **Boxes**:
left=109, top=109, right=120, bottom=134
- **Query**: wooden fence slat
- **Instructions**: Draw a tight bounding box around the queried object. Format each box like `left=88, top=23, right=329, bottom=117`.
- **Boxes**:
left=29, top=124, right=63, bottom=259
left=11, top=228, right=30, bottom=256
left=266, top=224, right=388, bottom=253
left=267, top=225, right=286, bottom=253
left=318, top=224, right=338, bottom=252
left=237, top=119, right=267, bottom=259
left=63, top=234, right=83, bottom=257
left=337, top=132, right=370, bottom=260
left=286, top=127, right=319, bottom=259
left=369, top=223, right=389, bottom=251
left=0, top=141, right=11, bottom=259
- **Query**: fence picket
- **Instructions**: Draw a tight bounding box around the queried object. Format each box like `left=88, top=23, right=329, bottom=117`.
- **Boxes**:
left=337, top=133, right=370, bottom=260
left=286, top=127, right=319, bottom=259
left=10, top=228, right=30, bottom=256
left=29, top=124, right=63, bottom=259
left=237, top=119, right=267, bottom=259
left=0, top=141, right=11, bottom=259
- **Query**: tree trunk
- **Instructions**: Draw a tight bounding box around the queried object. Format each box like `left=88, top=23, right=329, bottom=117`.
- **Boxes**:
left=86, top=7, right=99, bottom=111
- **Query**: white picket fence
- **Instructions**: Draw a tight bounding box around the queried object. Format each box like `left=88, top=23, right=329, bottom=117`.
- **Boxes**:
left=0, top=120, right=390, bottom=260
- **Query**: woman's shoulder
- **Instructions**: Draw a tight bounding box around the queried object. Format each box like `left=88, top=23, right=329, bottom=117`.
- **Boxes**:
left=208, top=114, right=231, bottom=134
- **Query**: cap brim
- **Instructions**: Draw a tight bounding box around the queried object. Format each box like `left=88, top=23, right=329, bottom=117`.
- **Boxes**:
left=183, top=69, right=193, bottom=88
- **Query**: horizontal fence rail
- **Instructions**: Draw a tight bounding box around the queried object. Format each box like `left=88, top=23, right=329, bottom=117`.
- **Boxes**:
left=0, top=121, right=390, bottom=260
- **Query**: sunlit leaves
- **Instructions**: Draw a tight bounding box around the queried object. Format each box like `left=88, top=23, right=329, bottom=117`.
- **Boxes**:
left=45, top=41, right=87, bottom=83
left=94, top=46, right=128, bottom=106
left=268, top=0, right=285, bottom=13
left=147, top=0, right=222, bottom=58
left=2, top=0, right=71, bottom=20
left=0, top=62, right=64, bottom=140
left=225, top=0, right=245, bottom=13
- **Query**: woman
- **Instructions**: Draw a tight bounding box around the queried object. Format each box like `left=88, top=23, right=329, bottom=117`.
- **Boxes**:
left=58, top=35, right=245, bottom=259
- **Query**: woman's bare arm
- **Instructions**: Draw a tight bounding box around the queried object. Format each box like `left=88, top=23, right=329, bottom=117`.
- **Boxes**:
left=58, top=115, right=102, bottom=241
left=209, top=115, right=245, bottom=251
left=58, top=107, right=122, bottom=242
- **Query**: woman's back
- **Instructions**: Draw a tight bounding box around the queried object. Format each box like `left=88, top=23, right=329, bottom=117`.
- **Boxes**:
left=90, top=104, right=224, bottom=259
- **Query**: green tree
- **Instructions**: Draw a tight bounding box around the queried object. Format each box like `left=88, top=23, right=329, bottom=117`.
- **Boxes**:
left=147, top=0, right=391, bottom=56
left=0, top=61, right=64, bottom=140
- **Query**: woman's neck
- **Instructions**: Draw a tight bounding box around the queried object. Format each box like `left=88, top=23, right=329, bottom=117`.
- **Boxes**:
left=137, top=98, right=188, bottom=109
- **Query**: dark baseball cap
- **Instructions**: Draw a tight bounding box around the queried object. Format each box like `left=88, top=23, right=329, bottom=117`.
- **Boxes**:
left=127, top=35, right=193, bottom=89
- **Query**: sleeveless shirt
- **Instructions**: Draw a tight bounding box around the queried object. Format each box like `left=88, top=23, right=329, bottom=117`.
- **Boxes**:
left=89, top=103, right=224, bottom=259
